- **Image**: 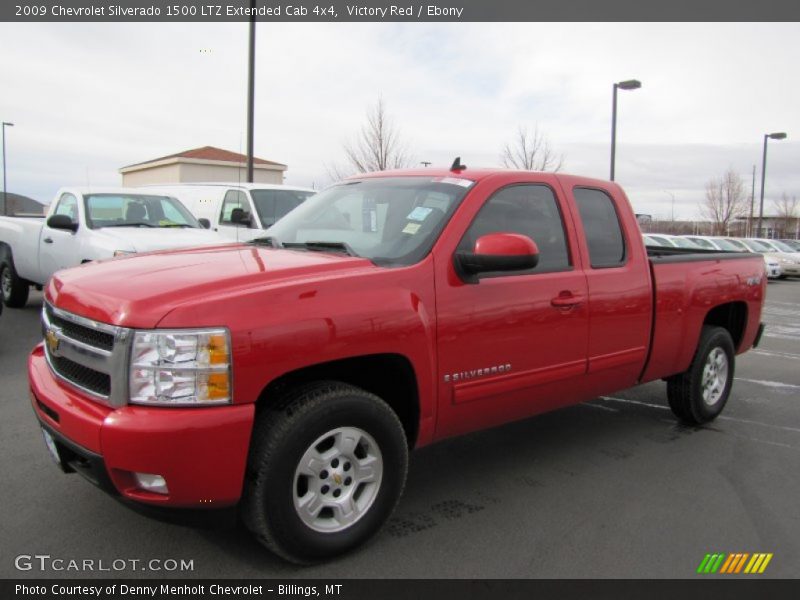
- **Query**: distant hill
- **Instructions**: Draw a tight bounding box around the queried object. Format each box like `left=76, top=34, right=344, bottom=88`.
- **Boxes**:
left=0, top=192, right=47, bottom=216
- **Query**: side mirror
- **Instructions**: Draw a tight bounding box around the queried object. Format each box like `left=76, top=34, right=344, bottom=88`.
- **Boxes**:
left=455, top=233, right=539, bottom=283
left=198, top=218, right=211, bottom=229
left=47, top=214, right=78, bottom=233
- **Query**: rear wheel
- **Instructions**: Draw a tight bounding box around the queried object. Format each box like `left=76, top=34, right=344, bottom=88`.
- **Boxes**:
left=241, top=382, right=408, bottom=564
left=667, top=326, right=735, bottom=424
left=0, top=255, right=30, bottom=308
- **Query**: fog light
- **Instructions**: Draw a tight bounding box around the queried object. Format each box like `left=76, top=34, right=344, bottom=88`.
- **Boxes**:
left=133, top=472, right=169, bottom=495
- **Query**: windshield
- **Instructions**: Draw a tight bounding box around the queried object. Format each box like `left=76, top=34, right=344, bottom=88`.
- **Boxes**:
left=671, top=237, right=699, bottom=249
left=687, top=237, right=714, bottom=249
left=251, top=189, right=316, bottom=227
left=84, top=194, right=200, bottom=229
left=649, top=235, right=672, bottom=246
left=743, top=239, right=773, bottom=252
left=783, top=240, right=800, bottom=250
left=261, top=177, right=474, bottom=265
left=643, top=235, right=663, bottom=246
left=709, top=238, right=740, bottom=251
left=768, top=239, right=796, bottom=252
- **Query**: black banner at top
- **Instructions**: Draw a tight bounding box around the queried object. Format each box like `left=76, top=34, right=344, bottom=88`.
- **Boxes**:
left=2, top=0, right=800, bottom=22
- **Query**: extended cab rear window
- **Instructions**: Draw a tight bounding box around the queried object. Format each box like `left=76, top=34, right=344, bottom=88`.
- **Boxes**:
left=573, top=187, right=626, bottom=268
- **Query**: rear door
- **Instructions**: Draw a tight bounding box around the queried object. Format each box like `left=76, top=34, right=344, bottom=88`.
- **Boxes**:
left=435, top=179, right=590, bottom=438
left=566, top=184, right=652, bottom=392
left=39, top=193, right=82, bottom=281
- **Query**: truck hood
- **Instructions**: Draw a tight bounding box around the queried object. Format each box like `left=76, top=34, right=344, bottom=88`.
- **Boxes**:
left=47, top=244, right=376, bottom=328
left=93, top=227, right=224, bottom=253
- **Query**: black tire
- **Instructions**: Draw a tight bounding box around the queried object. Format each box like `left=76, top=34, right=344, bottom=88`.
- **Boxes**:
left=667, top=326, right=735, bottom=424
left=0, top=252, right=30, bottom=308
left=241, top=381, right=408, bottom=564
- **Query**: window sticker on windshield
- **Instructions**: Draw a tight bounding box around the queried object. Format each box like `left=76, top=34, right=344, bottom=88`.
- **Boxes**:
left=402, top=222, right=421, bottom=235
left=434, top=177, right=474, bottom=188
left=407, top=206, right=433, bottom=221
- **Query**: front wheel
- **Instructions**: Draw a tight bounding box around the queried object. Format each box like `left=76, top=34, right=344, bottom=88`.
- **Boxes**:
left=0, top=257, right=30, bottom=308
left=241, top=382, right=408, bottom=564
left=667, top=326, right=735, bottom=424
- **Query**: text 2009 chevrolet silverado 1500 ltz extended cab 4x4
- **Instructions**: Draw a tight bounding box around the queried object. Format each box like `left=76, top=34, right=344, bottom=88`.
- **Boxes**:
left=29, top=166, right=766, bottom=563
left=0, top=187, right=223, bottom=308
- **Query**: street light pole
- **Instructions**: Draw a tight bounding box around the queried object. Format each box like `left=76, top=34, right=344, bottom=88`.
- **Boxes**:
left=245, top=1, right=256, bottom=183
left=2, top=122, right=14, bottom=216
left=757, top=132, right=787, bottom=238
left=610, top=79, right=641, bottom=181
left=748, top=164, right=755, bottom=237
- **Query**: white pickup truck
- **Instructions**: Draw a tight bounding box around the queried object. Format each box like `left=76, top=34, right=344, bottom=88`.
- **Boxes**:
left=142, top=183, right=316, bottom=242
left=0, top=187, right=225, bottom=308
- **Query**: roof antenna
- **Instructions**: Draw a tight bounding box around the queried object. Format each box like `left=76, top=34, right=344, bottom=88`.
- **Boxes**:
left=450, top=156, right=466, bottom=171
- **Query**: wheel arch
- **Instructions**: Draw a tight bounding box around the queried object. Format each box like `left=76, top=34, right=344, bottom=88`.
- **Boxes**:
left=255, top=353, right=421, bottom=448
left=703, top=301, right=747, bottom=351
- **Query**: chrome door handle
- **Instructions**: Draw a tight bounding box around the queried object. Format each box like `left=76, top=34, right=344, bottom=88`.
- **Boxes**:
left=551, top=293, right=584, bottom=308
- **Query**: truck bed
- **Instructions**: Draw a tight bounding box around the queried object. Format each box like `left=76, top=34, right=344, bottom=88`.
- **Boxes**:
left=641, top=247, right=764, bottom=384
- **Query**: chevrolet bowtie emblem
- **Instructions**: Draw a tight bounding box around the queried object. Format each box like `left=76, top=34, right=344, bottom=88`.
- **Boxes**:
left=333, top=473, right=343, bottom=485
left=45, top=328, right=60, bottom=355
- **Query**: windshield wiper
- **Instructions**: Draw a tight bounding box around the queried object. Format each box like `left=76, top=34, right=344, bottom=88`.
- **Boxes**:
left=249, top=236, right=282, bottom=248
left=158, top=223, right=194, bottom=228
left=282, top=241, right=358, bottom=257
left=101, top=222, right=156, bottom=228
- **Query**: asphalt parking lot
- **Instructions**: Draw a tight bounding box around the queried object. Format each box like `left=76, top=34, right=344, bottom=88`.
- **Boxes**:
left=1, top=281, right=798, bottom=579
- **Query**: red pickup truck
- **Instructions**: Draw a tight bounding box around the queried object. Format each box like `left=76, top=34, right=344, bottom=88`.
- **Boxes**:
left=30, top=166, right=766, bottom=563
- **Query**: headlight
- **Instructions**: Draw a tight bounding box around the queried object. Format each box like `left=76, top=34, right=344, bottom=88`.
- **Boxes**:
left=129, top=329, right=231, bottom=406
left=114, top=250, right=137, bottom=257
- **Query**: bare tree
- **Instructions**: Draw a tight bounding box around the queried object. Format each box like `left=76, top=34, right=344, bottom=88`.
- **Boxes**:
left=771, top=192, right=799, bottom=238
left=328, top=99, right=413, bottom=180
left=701, top=169, right=747, bottom=236
left=501, top=125, right=564, bottom=172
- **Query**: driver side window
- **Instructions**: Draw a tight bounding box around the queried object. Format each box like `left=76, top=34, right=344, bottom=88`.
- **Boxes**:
left=220, top=190, right=251, bottom=225
left=458, top=184, right=571, bottom=273
left=53, top=193, right=79, bottom=222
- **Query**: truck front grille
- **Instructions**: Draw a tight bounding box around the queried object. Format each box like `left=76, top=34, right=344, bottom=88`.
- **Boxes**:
left=42, top=302, right=131, bottom=407
left=45, top=304, right=115, bottom=351
left=48, top=354, right=111, bottom=397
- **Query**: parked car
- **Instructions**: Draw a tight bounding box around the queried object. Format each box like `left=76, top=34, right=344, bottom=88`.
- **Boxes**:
left=0, top=187, right=226, bottom=307
left=778, top=239, right=800, bottom=251
left=142, top=183, right=316, bottom=242
left=31, top=167, right=766, bottom=563
left=683, top=236, right=781, bottom=279
left=642, top=234, right=668, bottom=247
left=683, top=235, right=737, bottom=251
left=642, top=233, right=702, bottom=249
left=723, top=238, right=800, bottom=278
left=754, top=238, right=800, bottom=256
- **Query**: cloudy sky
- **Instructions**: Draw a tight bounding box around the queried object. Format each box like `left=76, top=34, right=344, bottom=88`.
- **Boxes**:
left=1, top=21, right=798, bottom=219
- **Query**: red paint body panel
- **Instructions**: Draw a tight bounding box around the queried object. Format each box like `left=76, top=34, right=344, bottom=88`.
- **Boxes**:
left=28, top=168, right=765, bottom=507
left=640, top=259, right=765, bottom=382
left=29, top=345, right=109, bottom=453
left=30, top=345, right=254, bottom=507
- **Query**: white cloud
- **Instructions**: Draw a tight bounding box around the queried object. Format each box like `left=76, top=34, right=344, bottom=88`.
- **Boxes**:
left=0, top=21, right=798, bottom=219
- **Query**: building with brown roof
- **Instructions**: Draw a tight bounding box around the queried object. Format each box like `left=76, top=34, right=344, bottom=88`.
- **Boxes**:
left=119, top=146, right=287, bottom=186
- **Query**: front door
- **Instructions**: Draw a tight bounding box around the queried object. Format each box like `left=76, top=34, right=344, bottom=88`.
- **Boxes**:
left=217, top=189, right=258, bottom=242
left=435, top=182, right=589, bottom=439
left=39, top=193, right=82, bottom=281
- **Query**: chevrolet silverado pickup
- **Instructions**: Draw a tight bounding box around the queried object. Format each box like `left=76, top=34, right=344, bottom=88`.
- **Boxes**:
left=29, top=167, right=766, bottom=563
left=0, top=187, right=224, bottom=307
